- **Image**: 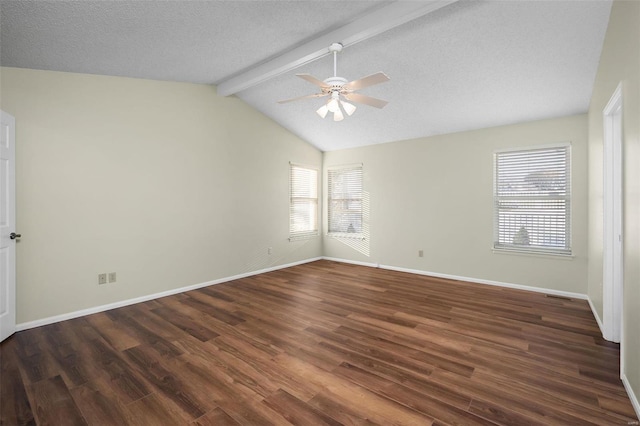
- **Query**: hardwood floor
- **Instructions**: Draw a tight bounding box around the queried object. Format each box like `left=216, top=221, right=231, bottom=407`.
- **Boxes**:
left=1, top=260, right=637, bottom=425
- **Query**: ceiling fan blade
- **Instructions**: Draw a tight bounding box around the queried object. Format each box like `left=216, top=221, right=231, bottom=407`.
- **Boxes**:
left=343, top=92, right=388, bottom=109
left=296, top=74, right=329, bottom=88
left=277, top=92, right=328, bottom=104
left=343, top=72, right=390, bottom=91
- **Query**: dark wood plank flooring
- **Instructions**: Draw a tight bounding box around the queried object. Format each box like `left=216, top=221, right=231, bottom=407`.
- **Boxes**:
left=1, top=260, right=637, bottom=425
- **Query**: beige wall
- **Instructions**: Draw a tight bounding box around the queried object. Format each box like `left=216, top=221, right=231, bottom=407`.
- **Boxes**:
left=324, top=114, right=588, bottom=294
left=587, top=0, right=640, bottom=411
left=0, top=67, right=322, bottom=324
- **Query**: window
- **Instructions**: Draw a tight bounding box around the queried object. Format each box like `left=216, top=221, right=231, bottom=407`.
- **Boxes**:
left=494, top=144, right=571, bottom=255
left=289, top=164, right=318, bottom=240
left=328, top=165, right=363, bottom=237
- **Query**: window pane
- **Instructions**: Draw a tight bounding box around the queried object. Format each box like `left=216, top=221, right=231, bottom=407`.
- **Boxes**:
left=496, top=199, right=568, bottom=247
left=494, top=146, right=570, bottom=254
left=328, top=166, right=363, bottom=235
left=290, top=165, right=318, bottom=238
left=291, top=167, right=318, bottom=198
left=290, top=199, right=317, bottom=233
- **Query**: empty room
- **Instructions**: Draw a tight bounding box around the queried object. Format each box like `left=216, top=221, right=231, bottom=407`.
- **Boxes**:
left=1, top=0, right=639, bottom=424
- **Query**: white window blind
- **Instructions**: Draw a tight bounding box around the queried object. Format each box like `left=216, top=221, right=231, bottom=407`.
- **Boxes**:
left=289, top=164, right=318, bottom=240
left=494, top=145, right=571, bottom=255
left=328, top=165, right=363, bottom=236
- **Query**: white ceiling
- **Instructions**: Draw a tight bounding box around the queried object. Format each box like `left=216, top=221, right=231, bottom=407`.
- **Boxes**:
left=0, top=0, right=612, bottom=151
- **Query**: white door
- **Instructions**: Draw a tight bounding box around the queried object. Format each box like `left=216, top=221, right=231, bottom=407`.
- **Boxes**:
left=0, top=111, right=16, bottom=342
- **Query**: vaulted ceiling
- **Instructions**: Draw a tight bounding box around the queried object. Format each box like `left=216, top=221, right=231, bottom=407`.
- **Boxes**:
left=0, top=1, right=612, bottom=151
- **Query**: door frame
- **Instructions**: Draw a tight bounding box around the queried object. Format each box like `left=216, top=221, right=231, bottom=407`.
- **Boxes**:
left=602, top=83, right=623, bottom=352
left=0, top=110, right=16, bottom=342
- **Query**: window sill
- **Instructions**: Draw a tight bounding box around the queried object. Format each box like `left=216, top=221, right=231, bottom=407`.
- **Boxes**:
left=327, top=233, right=365, bottom=240
left=289, top=232, right=318, bottom=242
left=492, top=247, right=574, bottom=260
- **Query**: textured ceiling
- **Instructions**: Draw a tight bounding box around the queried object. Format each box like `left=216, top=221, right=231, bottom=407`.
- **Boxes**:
left=0, top=0, right=612, bottom=151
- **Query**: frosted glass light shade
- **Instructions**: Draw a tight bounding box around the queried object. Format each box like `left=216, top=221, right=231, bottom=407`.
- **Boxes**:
left=316, top=104, right=329, bottom=118
left=327, top=98, right=340, bottom=113
left=333, top=108, right=344, bottom=121
left=341, top=101, right=356, bottom=116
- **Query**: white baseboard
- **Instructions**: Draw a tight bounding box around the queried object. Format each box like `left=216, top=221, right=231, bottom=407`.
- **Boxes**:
left=16, top=257, right=322, bottom=332
left=377, top=263, right=587, bottom=300
left=622, top=374, right=640, bottom=421
left=587, top=296, right=605, bottom=337
left=321, top=256, right=379, bottom=268
left=321, top=257, right=587, bottom=300
left=21, top=256, right=585, bottom=332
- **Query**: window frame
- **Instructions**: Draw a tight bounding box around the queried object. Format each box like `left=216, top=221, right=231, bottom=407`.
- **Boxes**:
left=289, top=163, right=319, bottom=241
left=327, top=164, right=364, bottom=239
left=493, top=143, right=572, bottom=256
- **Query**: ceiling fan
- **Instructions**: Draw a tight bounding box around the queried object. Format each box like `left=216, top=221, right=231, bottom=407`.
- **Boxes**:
left=278, top=43, right=390, bottom=121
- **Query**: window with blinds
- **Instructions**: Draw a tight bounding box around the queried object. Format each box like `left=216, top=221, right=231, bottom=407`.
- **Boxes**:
left=493, top=145, right=571, bottom=255
left=289, top=164, right=318, bottom=240
left=328, top=165, right=363, bottom=236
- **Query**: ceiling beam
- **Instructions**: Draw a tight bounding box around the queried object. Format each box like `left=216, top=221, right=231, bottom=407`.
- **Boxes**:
left=215, top=0, right=458, bottom=96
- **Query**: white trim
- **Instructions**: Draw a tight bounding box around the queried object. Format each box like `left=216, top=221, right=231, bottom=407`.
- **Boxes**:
left=322, top=256, right=378, bottom=268
left=492, top=248, right=575, bottom=260
left=587, top=296, right=605, bottom=336
left=602, top=81, right=624, bottom=344
left=622, top=374, right=640, bottom=421
left=288, top=233, right=319, bottom=242
left=326, top=233, right=365, bottom=240
left=326, top=162, right=363, bottom=171
left=21, top=254, right=592, bottom=331
left=493, top=141, right=571, bottom=154
left=604, top=82, right=624, bottom=115
left=587, top=297, right=604, bottom=336
left=289, top=161, right=319, bottom=171
left=322, top=256, right=587, bottom=300
left=379, top=264, right=587, bottom=300
left=16, top=257, right=322, bottom=331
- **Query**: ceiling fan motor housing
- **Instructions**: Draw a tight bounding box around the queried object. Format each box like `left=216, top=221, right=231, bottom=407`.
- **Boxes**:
left=323, top=76, right=348, bottom=93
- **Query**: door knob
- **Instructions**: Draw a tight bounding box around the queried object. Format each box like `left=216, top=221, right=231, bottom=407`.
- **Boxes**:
left=9, top=232, right=21, bottom=240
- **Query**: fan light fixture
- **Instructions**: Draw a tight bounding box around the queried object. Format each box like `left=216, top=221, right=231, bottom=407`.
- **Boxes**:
left=327, top=94, right=340, bottom=113
left=341, top=101, right=356, bottom=116
left=278, top=42, right=390, bottom=122
left=316, top=104, right=329, bottom=119
left=317, top=92, right=356, bottom=121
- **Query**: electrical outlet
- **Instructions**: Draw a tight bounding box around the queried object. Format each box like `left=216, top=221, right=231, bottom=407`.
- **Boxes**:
left=98, top=273, right=107, bottom=285
left=268, top=247, right=273, bottom=255
left=418, top=250, right=424, bottom=257
left=108, top=272, right=116, bottom=283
